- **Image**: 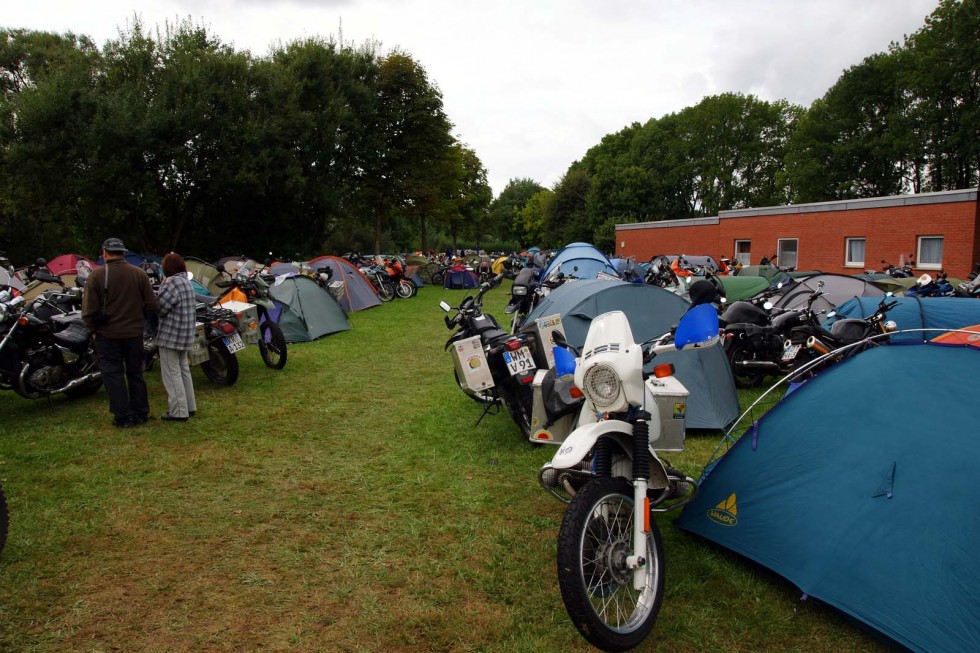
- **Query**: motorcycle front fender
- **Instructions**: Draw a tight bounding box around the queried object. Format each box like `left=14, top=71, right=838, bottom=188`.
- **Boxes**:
left=551, top=420, right=633, bottom=470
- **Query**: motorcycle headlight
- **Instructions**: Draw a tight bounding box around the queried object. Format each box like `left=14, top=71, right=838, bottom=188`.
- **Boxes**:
left=883, top=320, right=898, bottom=333
left=582, top=363, right=621, bottom=408
left=512, top=285, right=528, bottom=296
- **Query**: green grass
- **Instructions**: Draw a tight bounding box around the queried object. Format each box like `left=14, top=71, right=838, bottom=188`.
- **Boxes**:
left=0, top=284, right=891, bottom=652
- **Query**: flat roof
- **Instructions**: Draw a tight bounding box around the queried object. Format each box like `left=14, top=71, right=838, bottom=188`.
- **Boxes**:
left=616, top=188, right=978, bottom=229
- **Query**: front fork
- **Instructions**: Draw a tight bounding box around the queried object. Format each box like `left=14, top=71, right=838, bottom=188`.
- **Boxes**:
left=628, top=414, right=651, bottom=591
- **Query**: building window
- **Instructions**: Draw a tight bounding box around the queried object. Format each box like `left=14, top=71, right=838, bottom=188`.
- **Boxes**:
left=777, top=238, right=798, bottom=270
left=845, top=237, right=865, bottom=268
left=734, top=240, right=751, bottom=266
left=917, top=236, right=943, bottom=270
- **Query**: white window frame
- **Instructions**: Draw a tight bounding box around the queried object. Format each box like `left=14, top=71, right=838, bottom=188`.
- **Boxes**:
left=916, top=236, right=943, bottom=270
left=777, top=238, right=798, bottom=270
left=844, top=237, right=865, bottom=268
left=734, top=240, right=751, bottom=266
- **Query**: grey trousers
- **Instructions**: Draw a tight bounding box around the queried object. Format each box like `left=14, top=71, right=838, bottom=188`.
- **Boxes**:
left=159, top=347, right=196, bottom=418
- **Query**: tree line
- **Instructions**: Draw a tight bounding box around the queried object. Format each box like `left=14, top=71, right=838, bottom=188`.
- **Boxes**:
left=490, top=0, right=978, bottom=253
left=0, top=19, right=491, bottom=265
left=2, top=1, right=977, bottom=265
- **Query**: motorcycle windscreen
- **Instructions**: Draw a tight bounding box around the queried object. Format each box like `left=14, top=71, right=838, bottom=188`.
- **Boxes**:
left=675, top=303, right=720, bottom=350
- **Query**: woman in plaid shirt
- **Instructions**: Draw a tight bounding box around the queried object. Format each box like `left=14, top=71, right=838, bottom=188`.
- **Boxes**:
left=157, top=253, right=197, bottom=421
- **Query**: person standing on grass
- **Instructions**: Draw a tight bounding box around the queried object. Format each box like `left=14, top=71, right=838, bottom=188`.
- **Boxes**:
left=156, top=252, right=198, bottom=422
left=82, top=238, right=158, bottom=428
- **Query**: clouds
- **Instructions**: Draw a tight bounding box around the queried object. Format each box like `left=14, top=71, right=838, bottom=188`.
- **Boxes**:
left=5, top=0, right=941, bottom=194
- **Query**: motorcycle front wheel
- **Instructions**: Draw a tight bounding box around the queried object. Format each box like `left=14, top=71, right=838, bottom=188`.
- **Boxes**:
left=200, top=340, right=240, bottom=385
left=557, top=477, right=665, bottom=653
left=377, top=282, right=395, bottom=302
left=0, top=483, right=8, bottom=554
left=395, top=280, right=414, bottom=299
left=258, top=321, right=288, bottom=369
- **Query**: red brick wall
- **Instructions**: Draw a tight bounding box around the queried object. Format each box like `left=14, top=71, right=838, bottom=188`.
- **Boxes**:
left=617, top=199, right=979, bottom=278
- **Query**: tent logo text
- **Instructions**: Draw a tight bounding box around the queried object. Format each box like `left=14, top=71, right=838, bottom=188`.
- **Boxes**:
left=707, top=493, right=738, bottom=527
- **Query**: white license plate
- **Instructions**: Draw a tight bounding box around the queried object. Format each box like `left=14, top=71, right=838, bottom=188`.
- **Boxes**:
left=503, top=346, right=535, bottom=375
left=781, top=343, right=802, bottom=361
left=224, top=332, right=246, bottom=353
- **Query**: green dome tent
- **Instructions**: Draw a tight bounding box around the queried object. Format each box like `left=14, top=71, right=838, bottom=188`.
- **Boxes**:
left=268, top=275, right=350, bottom=342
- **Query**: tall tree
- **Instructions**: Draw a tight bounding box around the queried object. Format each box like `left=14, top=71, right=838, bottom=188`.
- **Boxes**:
left=488, top=177, right=545, bottom=248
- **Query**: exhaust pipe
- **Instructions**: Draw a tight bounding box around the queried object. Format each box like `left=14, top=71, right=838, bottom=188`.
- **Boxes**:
left=806, top=335, right=831, bottom=356
left=52, top=371, right=101, bottom=396
left=734, top=359, right=780, bottom=370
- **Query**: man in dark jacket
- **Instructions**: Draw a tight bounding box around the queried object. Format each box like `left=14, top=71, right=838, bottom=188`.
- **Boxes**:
left=81, top=238, right=159, bottom=428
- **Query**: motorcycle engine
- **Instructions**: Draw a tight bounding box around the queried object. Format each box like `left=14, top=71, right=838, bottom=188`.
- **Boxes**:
left=27, top=364, right=64, bottom=389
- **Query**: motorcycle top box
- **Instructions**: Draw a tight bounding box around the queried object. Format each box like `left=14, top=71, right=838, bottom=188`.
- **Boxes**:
left=451, top=334, right=494, bottom=393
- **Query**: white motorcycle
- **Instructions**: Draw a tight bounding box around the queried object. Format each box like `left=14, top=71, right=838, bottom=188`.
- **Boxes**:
left=538, top=294, right=720, bottom=652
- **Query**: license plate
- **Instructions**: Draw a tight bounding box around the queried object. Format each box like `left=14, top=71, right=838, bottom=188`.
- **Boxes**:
left=503, top=346, right=535, bottom=375
left=781, top=343, right=801, bottom=361
left=224, top=332, right=246, bottom=353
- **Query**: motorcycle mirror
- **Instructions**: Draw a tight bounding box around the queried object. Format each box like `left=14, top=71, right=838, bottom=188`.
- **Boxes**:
left=186, top=271, right=194, bottom=281
left=763, top=301, right=774, bottom=310
left=885, top=291, right=894, bottom=298
left=551, top=330, right=569, bottom=349
left=36, top=258, right=47, bottom=266
left=826, top=310, right=837, bottom=319
left=439, top=301, right=451, bottom=312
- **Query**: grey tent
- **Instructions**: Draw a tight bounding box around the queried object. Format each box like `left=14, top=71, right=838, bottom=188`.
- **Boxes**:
left=268, top=274, right=351, bottom=342
left=772, top=273, right=884, bottom=316
left=523, top=279, right=739, bottom=430
left=306, top=256, right=382, bottom=312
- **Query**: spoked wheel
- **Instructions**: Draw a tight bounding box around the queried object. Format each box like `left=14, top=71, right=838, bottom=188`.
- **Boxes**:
left=200, top=340, right=240, bottom=385
left=377, top=282, right=395, bottom=302
left=557, top=477, right=665, bottom=652
left=0, top=483, right=8, bottom=554
left=431, top=270, right=444, bottom=287
left=259, top=321, right=288, bottom=369
left=395, top=280, right=415, bottom=299
left=726, top=341, right=764, bottom=388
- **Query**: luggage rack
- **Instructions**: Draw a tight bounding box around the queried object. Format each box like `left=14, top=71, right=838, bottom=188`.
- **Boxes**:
left=197, top=304, right=237, bottom=323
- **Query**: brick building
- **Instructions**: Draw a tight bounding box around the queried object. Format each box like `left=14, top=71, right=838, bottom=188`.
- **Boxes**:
left=615, top=188, right=980, bottom=278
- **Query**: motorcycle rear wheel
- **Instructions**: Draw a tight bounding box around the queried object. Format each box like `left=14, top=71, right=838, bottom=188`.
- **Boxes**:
left=259, top=322, right=288, bottom=369
left=727, top=341, right=765, bottom=388
left=0, top=483, right=8, bottom=554
left=557, top=477, right=665, bottom=652
left=200, top=340, right=240, bottom=386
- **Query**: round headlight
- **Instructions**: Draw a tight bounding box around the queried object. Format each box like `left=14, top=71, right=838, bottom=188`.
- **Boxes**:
left=883, top=320, right=898, bottom=333
left=583, top=363, right=621, bottom=408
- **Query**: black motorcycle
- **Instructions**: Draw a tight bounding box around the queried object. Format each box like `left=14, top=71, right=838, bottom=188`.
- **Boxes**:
left=440, top=272, right=537, bottom=439
left=0, top=282, right=102, bottom=401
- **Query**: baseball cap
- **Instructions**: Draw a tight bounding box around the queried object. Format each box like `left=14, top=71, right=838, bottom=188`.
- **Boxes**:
left=102, top=237, right=126, bottom=252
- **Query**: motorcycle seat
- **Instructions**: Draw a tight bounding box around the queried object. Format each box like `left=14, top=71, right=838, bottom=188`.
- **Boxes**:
left=52, top=321, right=92, bottom=351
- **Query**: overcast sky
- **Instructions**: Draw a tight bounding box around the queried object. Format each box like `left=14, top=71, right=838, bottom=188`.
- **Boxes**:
left=7, top=0, right=940, bottom=196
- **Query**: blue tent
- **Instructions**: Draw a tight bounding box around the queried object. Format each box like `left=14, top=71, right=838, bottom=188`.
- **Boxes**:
left=832, top=295, right=980, bottom=342
left=444, top=268, right=479, bottom=289
left=541, top=242, right=618, bottom=281
left=677, top=342, right=980, bottom=653
left=522, top=279, right=739, bottom=430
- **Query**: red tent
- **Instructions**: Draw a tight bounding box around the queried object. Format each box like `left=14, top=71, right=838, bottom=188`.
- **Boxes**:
left=47, top=253, right=96, bottom=276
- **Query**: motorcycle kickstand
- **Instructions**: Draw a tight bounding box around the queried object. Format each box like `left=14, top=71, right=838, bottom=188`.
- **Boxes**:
left=475, top=399, right=500, bottom=426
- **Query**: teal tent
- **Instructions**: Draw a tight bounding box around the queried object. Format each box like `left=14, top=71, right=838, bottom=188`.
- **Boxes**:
left=268, top=275, right=350, bottom=342
left=677, top=343, right=980, bottom=653
left=522, top=279, right=739, bottom=430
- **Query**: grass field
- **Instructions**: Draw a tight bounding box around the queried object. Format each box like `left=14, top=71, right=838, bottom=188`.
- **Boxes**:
left=0, top=283, right=892, bottom=652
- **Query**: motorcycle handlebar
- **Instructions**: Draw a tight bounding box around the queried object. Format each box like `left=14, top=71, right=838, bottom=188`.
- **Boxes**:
left=214, top=280, right=234, bottom=288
